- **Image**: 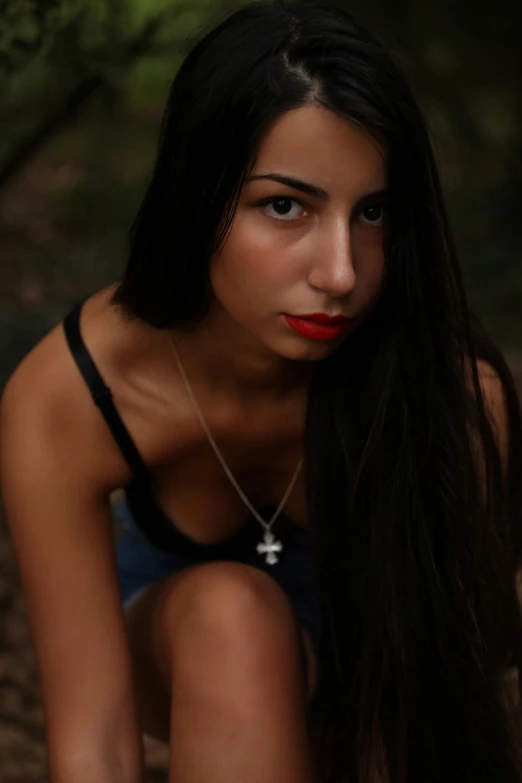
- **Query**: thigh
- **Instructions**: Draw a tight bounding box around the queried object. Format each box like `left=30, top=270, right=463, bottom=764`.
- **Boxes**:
left=123, top=560, right=320, bottom=744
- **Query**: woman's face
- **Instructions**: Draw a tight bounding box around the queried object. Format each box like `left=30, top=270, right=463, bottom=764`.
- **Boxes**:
left=209, top=104, right=387, bottom=362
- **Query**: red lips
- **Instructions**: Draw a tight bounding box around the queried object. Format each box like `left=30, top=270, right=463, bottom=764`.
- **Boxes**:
left=283, top=313, right=354, bottom=341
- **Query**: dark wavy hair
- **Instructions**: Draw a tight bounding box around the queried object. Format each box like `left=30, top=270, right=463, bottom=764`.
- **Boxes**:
left=112, top=1, right=522, bottom=780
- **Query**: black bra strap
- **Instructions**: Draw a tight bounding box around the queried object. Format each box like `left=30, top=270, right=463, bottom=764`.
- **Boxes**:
left=63, top=300, right=148, bottom=481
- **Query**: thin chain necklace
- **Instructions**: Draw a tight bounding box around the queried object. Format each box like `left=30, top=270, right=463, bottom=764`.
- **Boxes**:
left=170, top=339, right=303, bottom=566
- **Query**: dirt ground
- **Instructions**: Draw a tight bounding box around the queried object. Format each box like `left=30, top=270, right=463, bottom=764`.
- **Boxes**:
left=1, top=351, right=522, bottom=781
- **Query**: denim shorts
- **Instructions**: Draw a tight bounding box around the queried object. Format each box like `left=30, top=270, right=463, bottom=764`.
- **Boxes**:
left=112, top=499, right=323, bottom=656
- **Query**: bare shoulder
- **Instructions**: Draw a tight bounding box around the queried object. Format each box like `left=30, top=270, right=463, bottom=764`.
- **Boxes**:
left=2, top=283, right=201, bottom=504
left=464, top=355, right=510, bottom=479
left=0, top=285, right=135, bottom=494
left=466, top=357, right=508, bottom=429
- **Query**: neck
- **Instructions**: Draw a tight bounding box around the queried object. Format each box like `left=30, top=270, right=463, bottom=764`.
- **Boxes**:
left=170, top=311, right=313, bottom=405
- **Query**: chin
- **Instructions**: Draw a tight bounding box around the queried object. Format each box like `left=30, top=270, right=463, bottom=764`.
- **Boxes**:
left=271, top=337, right=337, bottom=363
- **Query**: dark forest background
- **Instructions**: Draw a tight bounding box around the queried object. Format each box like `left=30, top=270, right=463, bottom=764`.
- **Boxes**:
left=0, top=0, right=521, bottom=780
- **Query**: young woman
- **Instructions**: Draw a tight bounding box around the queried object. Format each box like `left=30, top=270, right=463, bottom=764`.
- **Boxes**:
left=2, top=1, right=522, bottom=781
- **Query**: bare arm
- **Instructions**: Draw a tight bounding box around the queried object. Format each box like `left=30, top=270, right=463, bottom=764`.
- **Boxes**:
left=0, top=338, right=144, bottom=781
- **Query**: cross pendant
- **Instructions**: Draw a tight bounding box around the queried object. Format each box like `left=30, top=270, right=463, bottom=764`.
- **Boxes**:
left=256, top=529, right=283, bottom=565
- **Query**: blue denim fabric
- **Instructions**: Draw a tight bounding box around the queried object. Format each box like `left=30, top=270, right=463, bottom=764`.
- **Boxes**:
left=112, top=498, right=322, bottom=655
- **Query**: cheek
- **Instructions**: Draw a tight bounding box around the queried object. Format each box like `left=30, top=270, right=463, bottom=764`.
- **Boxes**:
left=209, top=247, right=274, bottom=321
left=224, top=209, right=286, bottom=262
left=212, top=216, right=297, bottom=292
left=354, top=230, right=386, bottom=295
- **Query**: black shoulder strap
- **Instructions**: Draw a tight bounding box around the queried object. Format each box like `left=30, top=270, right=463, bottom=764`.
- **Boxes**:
left=62, top=300, right=148, bottom=481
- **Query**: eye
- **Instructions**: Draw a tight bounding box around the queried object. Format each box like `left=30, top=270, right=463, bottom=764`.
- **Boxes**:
left=358, top=204, right=385, bottom=225
left=256, top=196, right=306, bottom=221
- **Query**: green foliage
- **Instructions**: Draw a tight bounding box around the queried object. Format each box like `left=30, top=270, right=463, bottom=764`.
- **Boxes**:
left=0, top=0, right=211, bottom=101
left=1, top=0, right=131, bottom=93
left=1, top=1, right=92, bottom=73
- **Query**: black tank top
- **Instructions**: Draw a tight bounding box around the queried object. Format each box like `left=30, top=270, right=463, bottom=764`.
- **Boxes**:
left=62, top=300, right=293, bottom=561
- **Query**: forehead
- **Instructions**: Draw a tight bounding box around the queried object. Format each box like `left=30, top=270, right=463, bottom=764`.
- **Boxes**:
left=250, top=105, right=386, bottom=193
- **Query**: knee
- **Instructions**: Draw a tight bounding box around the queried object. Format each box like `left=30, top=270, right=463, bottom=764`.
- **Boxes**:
left=156, top=561, right=302, bottom=677
left=166, top=561, right=297, bottom=639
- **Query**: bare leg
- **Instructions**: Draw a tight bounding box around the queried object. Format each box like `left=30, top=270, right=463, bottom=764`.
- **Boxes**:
left=162, top=562, right=316, bottom=783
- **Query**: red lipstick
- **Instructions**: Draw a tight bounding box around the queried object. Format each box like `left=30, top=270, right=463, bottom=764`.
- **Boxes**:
left=283, top=313, right=354, bottom=341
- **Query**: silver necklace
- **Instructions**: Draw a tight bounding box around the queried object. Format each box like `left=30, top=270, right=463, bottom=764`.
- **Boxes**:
left=170, top=340, right=303, bottom=566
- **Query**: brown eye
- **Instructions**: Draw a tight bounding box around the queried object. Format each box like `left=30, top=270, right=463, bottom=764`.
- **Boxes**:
left=258, top=197, right=305, bottom=221
left=272, top=198, right=294, bottom=216
left=359, top=204, right=385, bottom=224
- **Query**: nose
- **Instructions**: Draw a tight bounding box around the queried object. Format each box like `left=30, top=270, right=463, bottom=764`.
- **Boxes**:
left=306, top=218, right=356, bottom=298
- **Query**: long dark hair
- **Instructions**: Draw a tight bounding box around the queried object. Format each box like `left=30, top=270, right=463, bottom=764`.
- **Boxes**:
left=112, top=1, right=522, bottom=780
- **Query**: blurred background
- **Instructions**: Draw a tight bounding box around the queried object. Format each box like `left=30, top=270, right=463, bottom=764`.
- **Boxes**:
left=0, top=0, right=521, bottom=780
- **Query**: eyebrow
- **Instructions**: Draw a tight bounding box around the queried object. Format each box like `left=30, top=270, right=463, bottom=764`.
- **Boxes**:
left=247, top=173, right=330, bottom=200
left=246, top=173, right=388, bottom=205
